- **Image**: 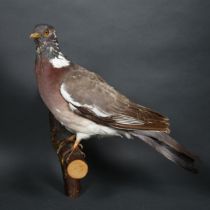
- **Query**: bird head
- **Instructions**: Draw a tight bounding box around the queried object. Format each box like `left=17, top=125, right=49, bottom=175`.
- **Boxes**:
left=30, top=24, right=70, bottom=67
left=30, top=24, right=58, bottom=47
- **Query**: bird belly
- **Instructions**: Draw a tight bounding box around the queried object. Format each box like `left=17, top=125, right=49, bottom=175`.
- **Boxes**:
left=53, top=108, right=119, bottom=139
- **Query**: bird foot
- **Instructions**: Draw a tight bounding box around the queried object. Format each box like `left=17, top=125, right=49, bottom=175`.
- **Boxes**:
left=78, top=143, right=83, bottom=150
left=56, top=134, right=76, bottom=154
left=63, top=146, right=85, bottom=163
left=79, top=149, right=86, bottom=158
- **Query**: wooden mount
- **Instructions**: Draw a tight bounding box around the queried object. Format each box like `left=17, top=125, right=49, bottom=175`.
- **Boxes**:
left=49, top=112, right=88, bottom=198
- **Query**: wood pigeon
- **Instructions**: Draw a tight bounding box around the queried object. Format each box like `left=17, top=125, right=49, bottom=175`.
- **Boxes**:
left=30, top=24, right=198, bottom=173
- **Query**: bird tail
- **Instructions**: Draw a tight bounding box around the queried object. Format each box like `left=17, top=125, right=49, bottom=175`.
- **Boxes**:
left=131, top=130, right=199, bottom=173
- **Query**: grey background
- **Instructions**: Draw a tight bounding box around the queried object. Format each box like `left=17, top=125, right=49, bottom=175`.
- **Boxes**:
left=0, top=0, right=210, bottom=209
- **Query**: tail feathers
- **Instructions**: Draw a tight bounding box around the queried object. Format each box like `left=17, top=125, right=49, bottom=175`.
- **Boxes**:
left=132, top=131, right=199, bottom=173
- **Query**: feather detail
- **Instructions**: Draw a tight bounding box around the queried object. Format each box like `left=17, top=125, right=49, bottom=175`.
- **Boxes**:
left=132, top=130, right=199, bottom=173
left=60, top=66, right=170, bottom=132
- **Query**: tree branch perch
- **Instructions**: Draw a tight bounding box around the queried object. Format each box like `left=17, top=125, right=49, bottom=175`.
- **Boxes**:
left=49, top=112, right=88, bottom=198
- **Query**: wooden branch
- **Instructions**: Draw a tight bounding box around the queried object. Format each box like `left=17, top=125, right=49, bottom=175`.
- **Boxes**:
left=67, top=160, right=88, bottom=179
left=49, top=112, right=88, bottom=198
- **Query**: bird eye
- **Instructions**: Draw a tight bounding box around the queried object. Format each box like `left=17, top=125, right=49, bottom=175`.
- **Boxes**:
left=44, top=30, right=49, bottom=37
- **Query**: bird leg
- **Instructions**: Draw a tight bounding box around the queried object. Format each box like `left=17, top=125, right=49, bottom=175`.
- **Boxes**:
left=72, top=138, right=81, bottom=151
left=64, top=138, right=86, bottom=162
left=57, top=134, right=76, bottom=155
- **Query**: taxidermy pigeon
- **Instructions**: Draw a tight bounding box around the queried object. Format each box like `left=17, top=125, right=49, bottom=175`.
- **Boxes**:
left=30, top=24, right=198, bottom=173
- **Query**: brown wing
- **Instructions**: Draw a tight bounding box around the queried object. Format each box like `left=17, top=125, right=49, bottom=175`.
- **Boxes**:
left=60, top=63, right=170, bottom=133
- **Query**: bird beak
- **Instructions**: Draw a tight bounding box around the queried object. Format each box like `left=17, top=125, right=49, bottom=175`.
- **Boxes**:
left=30, top=32, right=41, bottom=39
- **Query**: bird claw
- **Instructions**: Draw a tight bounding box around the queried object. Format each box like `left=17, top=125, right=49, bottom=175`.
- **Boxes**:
left=57, top=136, right=85, bottom=164
left=56, top=134, right=76, bottom=154
left=63, top=146, right=86, bottom=163
left=81, top=150, right=86, bottom=158
left=78, top=143, right=83, bottom=150
left=57, top=140, right=67, bottom=154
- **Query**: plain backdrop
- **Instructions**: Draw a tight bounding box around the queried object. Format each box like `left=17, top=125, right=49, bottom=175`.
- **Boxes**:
left=0, top=0, right=210, bottom=210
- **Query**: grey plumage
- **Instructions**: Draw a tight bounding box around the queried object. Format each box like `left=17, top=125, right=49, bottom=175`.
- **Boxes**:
left=31, top=24, right=199, bottom=174
left=132, top=131, right=198, bottom=173
left=62, top=64, right=170, bottom=132
left=61, top=64, right=199, bottom=173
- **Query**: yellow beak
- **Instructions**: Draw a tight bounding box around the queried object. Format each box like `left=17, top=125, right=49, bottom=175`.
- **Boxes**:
left=30, top=32, right=41, bottom=39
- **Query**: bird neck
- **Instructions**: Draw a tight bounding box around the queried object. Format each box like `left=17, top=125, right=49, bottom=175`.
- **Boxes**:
left=36, top=41, right=71, bottom=68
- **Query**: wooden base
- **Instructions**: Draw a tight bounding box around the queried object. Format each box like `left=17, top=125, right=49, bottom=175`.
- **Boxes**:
left=67, top=160, right=88, bottom=179
left=49, top=112, right=88, bottom=198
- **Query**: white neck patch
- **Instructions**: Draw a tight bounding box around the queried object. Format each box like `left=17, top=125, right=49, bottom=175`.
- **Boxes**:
left=49, top=53, right=70, bottom=68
